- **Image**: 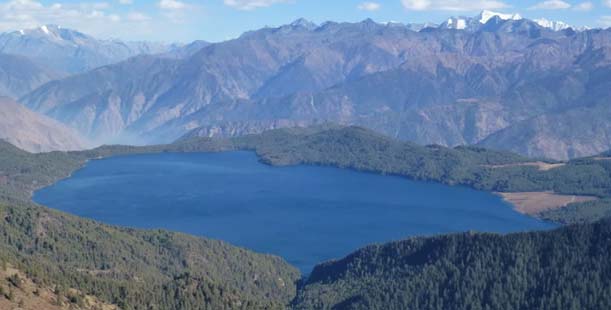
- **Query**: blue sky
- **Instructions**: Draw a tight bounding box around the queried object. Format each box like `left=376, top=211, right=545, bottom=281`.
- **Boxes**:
left=0, top=0, right=608, bottom=42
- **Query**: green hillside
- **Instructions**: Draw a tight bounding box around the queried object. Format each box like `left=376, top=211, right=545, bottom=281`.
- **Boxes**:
left=293, top=218, right=611, bottom=310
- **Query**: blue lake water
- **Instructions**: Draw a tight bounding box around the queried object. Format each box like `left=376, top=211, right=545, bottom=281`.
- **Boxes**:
left=34, top=151, right=556, bottom=273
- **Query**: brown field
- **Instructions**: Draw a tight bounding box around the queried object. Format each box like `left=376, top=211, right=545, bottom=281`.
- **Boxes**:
left=498, top=192, right=597, bottom=215
left=483, top=161, right=566, bottom=171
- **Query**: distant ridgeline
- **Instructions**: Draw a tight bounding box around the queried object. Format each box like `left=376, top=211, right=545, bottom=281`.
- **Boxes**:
left=1, top=126, right=611, bottom=309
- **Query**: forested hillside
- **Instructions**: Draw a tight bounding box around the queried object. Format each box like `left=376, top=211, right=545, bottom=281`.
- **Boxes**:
left=293, top=218, right=611, bottom=309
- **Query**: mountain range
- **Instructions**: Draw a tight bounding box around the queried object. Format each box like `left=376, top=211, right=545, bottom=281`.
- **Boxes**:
left=1, top=11, right=610, bottom=159
left=0, top=53, right=62, bottom=98
left=0, top=25, right=176, bottom=75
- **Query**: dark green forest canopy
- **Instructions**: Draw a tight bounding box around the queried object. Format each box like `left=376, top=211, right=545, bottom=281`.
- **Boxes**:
left=293, top=218, right=611, bottom=310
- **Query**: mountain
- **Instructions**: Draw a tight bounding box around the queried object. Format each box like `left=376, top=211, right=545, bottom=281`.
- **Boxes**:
left=440, top=10, right=576, bottom=32
left=160, top=40, right=211, bottom=59
left=24, top=19, right=424, bottom=144
left=534, top=18, right=572, bottom=31
left=479, top=104, right=611, bottom=159
left=0, top=97, right=88, bottom=152
left=0, top=25, right=174, bottom=74
left=0, top=53, right=62, bottom=98
left=19, top=14, right=611, bottom=159
left=440, top=10, right=522, bottom=30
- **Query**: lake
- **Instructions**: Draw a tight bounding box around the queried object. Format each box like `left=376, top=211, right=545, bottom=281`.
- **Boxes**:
left=34, top=151, right=556, bottom=273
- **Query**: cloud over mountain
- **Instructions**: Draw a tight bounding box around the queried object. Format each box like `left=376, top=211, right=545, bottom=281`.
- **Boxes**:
left=401, top=0, right=510, bottom=11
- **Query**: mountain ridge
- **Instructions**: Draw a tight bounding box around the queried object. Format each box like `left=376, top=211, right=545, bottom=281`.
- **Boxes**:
left=17, top=13, right=611, bottom=159
left=0, top=24, right=177, bottom=74
left=0, top=97, right=88, bottom=152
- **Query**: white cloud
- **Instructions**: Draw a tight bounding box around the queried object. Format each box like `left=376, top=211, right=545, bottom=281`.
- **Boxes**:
left=118, top=0, right=133, bottom=4
left=604, top=0, right=611, bottom=8
left=600, top=16, right=611, bottom=27
left=158, top=0, right=186, bottom=10
left=0, top=0, right=121, bottom=32
left=223, top=0, right=291, bottom=11
left=91, top=2, right=111, bottom=10
left=574, top=1, right=594, bottom=10
left=401, top=0, right=510, bottom=11
left=0, top=0, right=184, bottom=40
left=127, top=11, right=150, bottom=21
left=357, top=2, right=381, bottom=11
left=529, top=0, right=571, bottom=10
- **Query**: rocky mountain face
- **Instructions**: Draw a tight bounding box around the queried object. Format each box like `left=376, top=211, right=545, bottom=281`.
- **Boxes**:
left=0, top=97, right=88, bottom=152
left=18, top=13, right=611, bottom=160
left=0, top=25, right=175, bottom=74
left=0, top=53, right=62, bottom=98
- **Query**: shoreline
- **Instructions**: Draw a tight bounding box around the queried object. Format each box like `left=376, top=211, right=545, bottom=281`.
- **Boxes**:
left=32, top=149, right=585, bottom=225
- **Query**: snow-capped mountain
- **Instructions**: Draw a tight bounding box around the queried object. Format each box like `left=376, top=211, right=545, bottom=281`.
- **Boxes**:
left=405, top=22, right=438, bottom=31
left=440, top=10, right=522, bottom=30
left=534, top=18, right=573, bottom=31
left=0, top=25, right=174, bottom=74
left=439, top=10, right=580, bottom=32
left=478, top=10, right=522, bottom=24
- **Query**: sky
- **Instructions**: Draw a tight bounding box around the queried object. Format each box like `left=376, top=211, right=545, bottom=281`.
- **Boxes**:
left=0, top=0, right=609, bottom=43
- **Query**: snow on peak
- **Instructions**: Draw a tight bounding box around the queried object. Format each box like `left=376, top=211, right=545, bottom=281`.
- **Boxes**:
left=478, top=10, right=522, bottom=24
left=534, top=18, right=571, bottom=31
left=442, top=10, right=523, bottom=30
left=40, top=25, right=50, bottom=34
left=447, top=18, right=467, bottom=30
left=289, top=18, right=317, bottom=29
